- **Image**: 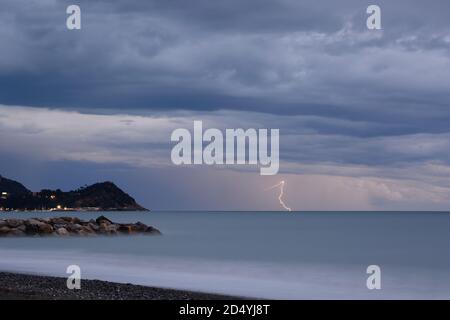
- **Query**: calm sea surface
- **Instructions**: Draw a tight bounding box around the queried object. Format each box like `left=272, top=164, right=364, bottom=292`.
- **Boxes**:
left=0, top=211, right=449, bottom=299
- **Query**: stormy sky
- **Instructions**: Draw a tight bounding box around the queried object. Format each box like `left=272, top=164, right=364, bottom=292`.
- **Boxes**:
left=1, top=0, right=450, bottom=210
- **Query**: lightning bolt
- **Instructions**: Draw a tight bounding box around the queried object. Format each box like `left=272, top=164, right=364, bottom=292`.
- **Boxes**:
left=266, top=180, right=292, bottom=212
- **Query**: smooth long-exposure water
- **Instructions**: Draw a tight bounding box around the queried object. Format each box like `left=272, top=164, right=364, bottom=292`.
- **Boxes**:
left=0, top=211, right=449, bottom=299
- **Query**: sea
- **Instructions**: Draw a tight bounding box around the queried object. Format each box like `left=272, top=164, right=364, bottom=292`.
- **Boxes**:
left=0, top=211, right=450, bottom=299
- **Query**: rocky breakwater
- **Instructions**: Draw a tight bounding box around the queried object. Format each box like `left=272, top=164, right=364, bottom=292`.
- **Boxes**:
left=0, top=216, right=161, bottom=237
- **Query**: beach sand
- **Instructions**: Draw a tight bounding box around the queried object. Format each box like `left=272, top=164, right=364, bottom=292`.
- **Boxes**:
left=0, top=272, right=241, bottom=300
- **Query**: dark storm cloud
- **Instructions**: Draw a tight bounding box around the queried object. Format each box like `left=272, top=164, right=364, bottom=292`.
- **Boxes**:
left=1, top=0, right=449, bottom=122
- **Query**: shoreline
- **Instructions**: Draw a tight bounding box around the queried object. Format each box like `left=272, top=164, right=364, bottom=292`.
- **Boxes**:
left=0, top=272, right=243, bottom=300
left=0, top=209, right=150, bottom=212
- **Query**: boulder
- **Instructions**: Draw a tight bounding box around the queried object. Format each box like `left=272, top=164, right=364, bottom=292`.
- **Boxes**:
left=38, top=223, right=53, bottom=234
left=76, top=229, right=91, bottom=236
left=71, top=217, right=81, bottom=224
left=96, top=215, right=113, bottom=225
left=132, top=222, right=149, bottom=232
left=24, top=220, right=44, bottom=235
left=0, top=216, right=161, bottom=237
left=81, top=225, right=96, bottom=234
left=66, top=223, right=82, bottom=232
left=118, top=224, right=133, bottom=234
left=98, top=222, right=110, bottom=234
left=51, top=218, right=68, bottom=225
left=55, top=227, right=69, bottom=236
left=0, top=226, right=11, bottom=235
left=53, top=223, right=66, bottom=230
left=6, top=219, right=22, bottom=228
left=8, top=228, right=26, bottom=236
left=145, top=226, right=162, bottom=235
left=26, top=219, right=43, bottom=226
left=88, top=222, right=99, bottom=231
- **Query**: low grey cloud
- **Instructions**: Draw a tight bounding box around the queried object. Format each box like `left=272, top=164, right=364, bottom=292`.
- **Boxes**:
left=0, top=1, right=449, bottom=123
left=2, top=105, right=450, bottom=211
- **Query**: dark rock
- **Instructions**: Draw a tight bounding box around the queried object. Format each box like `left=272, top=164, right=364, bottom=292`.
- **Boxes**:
left=25, top=219, right=44, bottom=235
left=72, top=217, right=81, bottom=224
left=108, top=224, right=119, bottom=233
left=133, top=222, right=149, bottom=232
left=145, top=226, right=162, bottom=235
left=66, top=223, right=82, bottom=232
left=8, top=228, right=26, bottom=236
left=0, top=226, right=11, bottom=235
left=0, top=216, right=161, bottom=237
left=38, top=223, right=53, bottom=234
left=118, top=224, right=133, bottom=234
left=6, top=219, right=22, bottom=228
left=81, top=225, right=95, bottom=234
left=55, top=227, right=69, bottom=236
left=88, top=223, right=99, bottom=231
left=53, top=223, right=66, bottom=230
left=76, top=230, right=91, bottom=236
left=51, top=218, right=67, bottom=224
left=25, top=224, right=39, bottom=235
left=96, top=215, right=113, bottom=225
left=24, top=219, right=53, bottom=234
left=98, top=223, right=110, bottom=234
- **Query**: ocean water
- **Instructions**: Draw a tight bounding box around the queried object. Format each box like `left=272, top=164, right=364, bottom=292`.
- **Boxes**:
left=0, top=211, right=450, bottom=299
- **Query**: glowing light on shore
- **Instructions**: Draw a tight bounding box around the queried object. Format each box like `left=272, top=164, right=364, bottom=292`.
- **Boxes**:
left=266, top=180, right=292, bottom=212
